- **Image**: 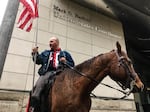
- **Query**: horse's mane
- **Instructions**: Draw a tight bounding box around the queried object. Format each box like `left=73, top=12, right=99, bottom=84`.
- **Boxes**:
left=75, top=54, right=103, bottom=71
left=59, top=57, right=97, bottom=80
left=74, top=50, right=118, bottom=72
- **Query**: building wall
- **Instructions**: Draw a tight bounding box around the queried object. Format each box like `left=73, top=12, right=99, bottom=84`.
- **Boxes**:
left=0, top=0, right=136, bottom=111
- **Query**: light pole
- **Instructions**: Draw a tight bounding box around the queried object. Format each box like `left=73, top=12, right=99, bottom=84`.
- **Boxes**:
left=0, top=0, right=19, bottom=78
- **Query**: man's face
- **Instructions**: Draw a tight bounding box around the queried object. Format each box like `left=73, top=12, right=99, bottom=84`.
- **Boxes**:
left=49, top=38, right=58, bottom=50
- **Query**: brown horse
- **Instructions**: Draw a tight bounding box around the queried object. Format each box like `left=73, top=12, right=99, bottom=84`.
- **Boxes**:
left=49, top=42, right=144, bottom=112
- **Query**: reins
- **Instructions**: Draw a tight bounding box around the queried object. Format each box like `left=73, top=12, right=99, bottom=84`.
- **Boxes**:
left=64, top=63, right=99, bottom=84
left=63, top=62, right=131, bottom=100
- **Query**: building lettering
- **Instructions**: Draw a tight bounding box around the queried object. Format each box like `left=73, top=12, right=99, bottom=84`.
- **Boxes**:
left=53, top=5, right=121, bottom=38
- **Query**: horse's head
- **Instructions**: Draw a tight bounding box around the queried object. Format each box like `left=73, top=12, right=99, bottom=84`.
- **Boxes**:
left=109, top=42, right=144, bottom=93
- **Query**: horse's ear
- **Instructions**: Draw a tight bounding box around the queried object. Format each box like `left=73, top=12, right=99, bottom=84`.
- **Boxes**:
left=116, top=41, right=121, bottom=54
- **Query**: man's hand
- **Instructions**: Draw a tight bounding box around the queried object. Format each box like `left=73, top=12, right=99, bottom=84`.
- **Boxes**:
left=59, top=57, right=66, bottom=63
left=32, top=46, right=38, bottom=54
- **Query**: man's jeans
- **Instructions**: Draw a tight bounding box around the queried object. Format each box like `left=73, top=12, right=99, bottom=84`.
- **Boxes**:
left=31, top=71, right=55, bottom=102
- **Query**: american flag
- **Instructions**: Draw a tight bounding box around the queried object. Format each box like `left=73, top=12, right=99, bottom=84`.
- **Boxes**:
left=17, top=0, right=38, bottom=32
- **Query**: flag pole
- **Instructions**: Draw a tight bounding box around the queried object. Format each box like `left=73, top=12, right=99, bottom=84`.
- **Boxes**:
left=32, top=18, right=38, bottom=89
left=32, top=0, right=39, bottom=89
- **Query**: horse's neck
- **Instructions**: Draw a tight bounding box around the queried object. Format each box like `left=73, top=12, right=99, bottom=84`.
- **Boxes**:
left=82, top=52, right=113, bottom=77
left=75, top=52, right=114, bottom=93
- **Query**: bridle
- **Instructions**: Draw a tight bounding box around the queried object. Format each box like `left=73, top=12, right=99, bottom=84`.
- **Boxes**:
left=115, top=50, right=136, bottom=92
left=62, top=50, right=137, bottom=99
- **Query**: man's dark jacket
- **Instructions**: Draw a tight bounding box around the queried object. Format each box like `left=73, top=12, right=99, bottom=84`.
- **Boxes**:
left=32, top=50, right=75, bottom=75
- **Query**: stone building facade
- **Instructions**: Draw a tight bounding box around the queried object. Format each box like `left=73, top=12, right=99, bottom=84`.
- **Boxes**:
left=0, top=0, right=136, bottom=112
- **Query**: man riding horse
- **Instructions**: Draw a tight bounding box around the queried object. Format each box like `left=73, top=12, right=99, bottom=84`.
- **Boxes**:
left=29, top=40, right=144, bottom=112
left=30, top=36, right=75, bottom=111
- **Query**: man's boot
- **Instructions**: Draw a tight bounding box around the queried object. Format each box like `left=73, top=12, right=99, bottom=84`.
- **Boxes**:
left=30, top=87, right=42, bottom=107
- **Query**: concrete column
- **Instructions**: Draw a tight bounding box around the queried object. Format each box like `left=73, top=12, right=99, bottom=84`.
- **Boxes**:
left=0, top=0, right=19, bottom=78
